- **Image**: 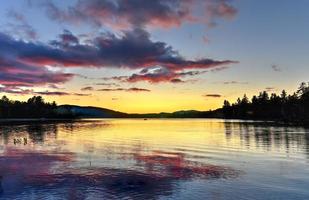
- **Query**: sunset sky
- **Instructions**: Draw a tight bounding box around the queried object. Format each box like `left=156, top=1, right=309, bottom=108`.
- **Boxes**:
left=0, top=0, right=308, bottom=113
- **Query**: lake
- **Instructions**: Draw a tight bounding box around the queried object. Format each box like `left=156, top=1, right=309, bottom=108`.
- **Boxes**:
left=0, top=119, right=308, bottom=200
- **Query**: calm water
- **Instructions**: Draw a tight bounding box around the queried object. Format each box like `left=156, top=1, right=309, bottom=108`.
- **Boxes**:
left=0, top=119, right=309, bottom=200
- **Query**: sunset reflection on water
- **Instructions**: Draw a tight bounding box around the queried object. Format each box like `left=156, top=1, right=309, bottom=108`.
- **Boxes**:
left=0, top=119, right=309, bottom=199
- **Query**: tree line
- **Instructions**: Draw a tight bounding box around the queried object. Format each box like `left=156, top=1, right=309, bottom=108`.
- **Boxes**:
left=0, top=96, right=59, bottom=118
left=221, top=82, right=309, bottom=124
left=0, top=82, right=308, bottom=123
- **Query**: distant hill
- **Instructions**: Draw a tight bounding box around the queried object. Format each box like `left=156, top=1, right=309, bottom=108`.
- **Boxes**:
left=56, top=105, right=222, bottom=118
left=129, top=109, right=223, bottom=118
left=56, top=105, right=129, bottom=118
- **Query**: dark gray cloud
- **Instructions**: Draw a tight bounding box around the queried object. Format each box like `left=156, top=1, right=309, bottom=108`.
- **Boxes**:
left=34, top=91, right=71, bottom=96
left=97, top=87, right=150, bottom=92
left=221, top=81, right=249, bottom=85
left=170, top=78, right=186, bottom=83
left=0, top=87, right=91, bottom=96
left=271, top=64, right=281, bottom=72
left=1, top=27, right=236, bottom=88
left=203, top=94, right=222, bottom=98
left=38, top=0, right=237, bottom=29
left=265, top=87, right=275, bottom=92
left=0, top=27, right=236, bottom=94
left=50, top=29, right=79, bottom=47
left=1, top=28, right=235, bottom=70
left=95, top=83, right=121, bottom=87
left=81, top=86, right=94, bottom=91
left=126, top=67, right=208, bottom=83
left=34, top=91, right=91, bottom=96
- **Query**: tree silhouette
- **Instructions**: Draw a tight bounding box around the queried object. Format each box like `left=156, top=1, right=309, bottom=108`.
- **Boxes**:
left=0, top=96, right=60, bottom=119
left=222, top=82, right=309, bottom=124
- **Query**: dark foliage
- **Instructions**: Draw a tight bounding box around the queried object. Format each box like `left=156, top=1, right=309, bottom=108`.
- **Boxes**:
left=0, top=96, right=59, bottom=118
left=221, top=82, right=309, bottom=124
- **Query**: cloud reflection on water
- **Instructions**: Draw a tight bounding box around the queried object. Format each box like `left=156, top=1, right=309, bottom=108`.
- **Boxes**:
left=0, top=146, right=240, bottom=199
left=0, top=120, right=308, bottom=199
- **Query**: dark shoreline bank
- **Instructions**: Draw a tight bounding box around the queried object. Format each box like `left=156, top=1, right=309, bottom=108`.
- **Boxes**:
left=0, top=117, right=308, bottom=128
left=0, top=118, right=81, bottom=125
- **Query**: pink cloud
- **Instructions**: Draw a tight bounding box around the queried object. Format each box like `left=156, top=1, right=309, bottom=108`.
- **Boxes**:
left=41, top=0, right=237, bottom=29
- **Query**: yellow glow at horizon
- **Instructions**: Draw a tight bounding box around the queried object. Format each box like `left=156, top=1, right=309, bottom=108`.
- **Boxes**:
left=2, top=91, right=224, bottom=113
left=1, top=80, right=298, bottom=113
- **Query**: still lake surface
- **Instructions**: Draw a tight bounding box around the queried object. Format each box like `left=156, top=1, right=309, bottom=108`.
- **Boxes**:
left=0, top=119, right=309, bottom=200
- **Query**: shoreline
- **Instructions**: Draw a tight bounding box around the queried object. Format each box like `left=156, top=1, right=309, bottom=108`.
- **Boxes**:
left=0, top=117, right=307, bottom=127
left=0, top=118, right=81, bottom=125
